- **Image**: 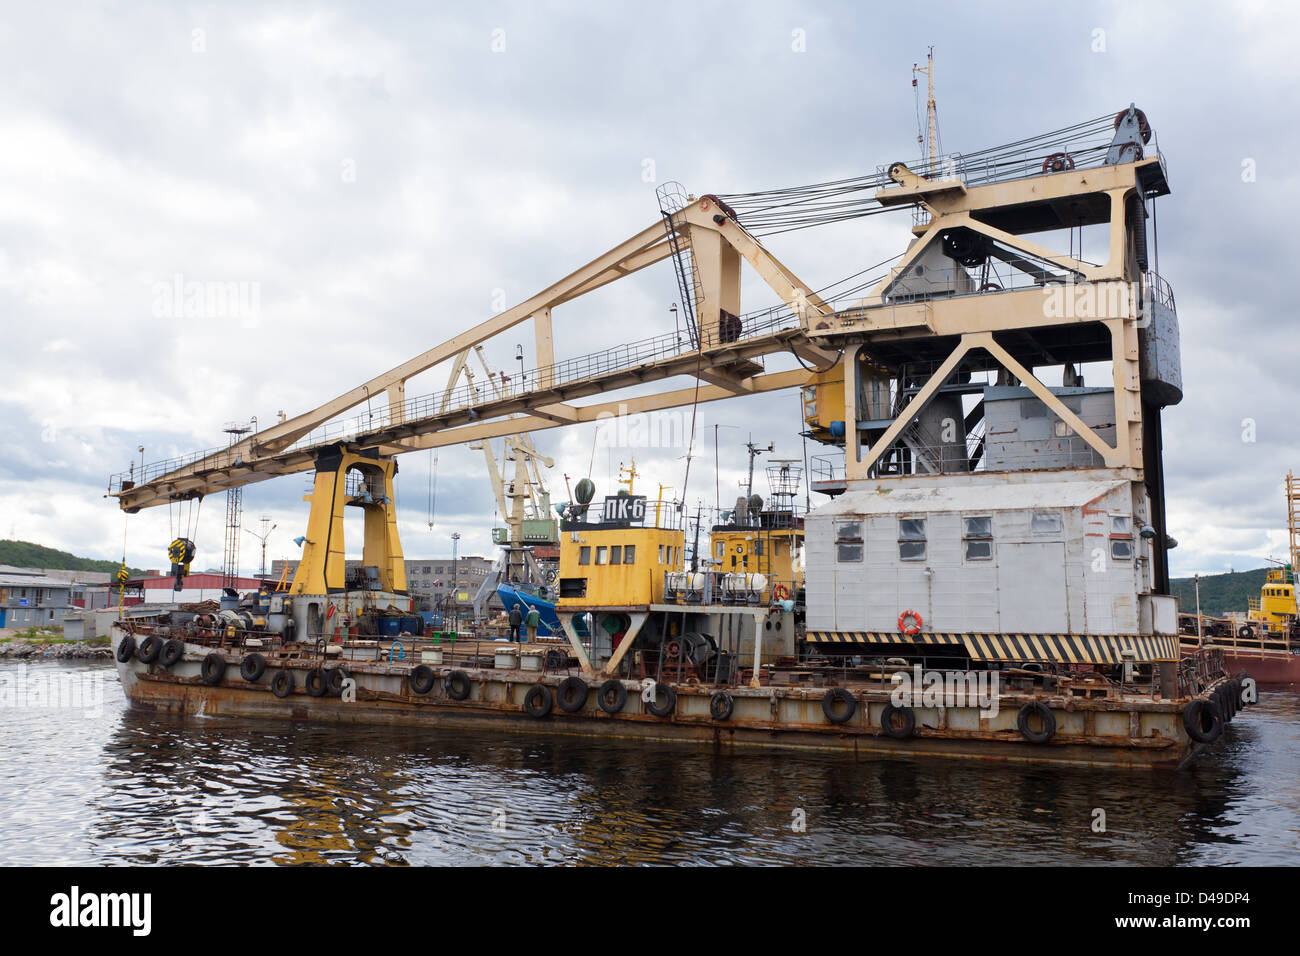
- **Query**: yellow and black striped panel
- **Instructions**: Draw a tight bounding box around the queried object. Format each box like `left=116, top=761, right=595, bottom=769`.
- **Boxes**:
left=804, top=631, right=1179, bottom=662
left=961, top=633, right=1180, bottom=664
left=804, top=631, right=963, bottom=646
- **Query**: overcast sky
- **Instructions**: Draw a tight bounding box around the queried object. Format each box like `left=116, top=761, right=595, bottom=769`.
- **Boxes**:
left=1, top=0, right=1297, bottom=578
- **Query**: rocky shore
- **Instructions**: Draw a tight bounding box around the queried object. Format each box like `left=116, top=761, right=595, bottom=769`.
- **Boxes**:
left=0, top=641, right=113, bottom=661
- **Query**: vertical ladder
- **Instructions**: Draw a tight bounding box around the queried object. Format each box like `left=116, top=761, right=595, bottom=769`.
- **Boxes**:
left=221, top=421, right=252, bottom=591
left=1287, top=470, right=1300, bottom=572
left=655, top=182, right=702, bottom=349
left=222, top=486, right=242, bottom=591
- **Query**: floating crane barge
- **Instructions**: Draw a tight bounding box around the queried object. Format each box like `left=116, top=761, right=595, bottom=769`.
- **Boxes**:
left=110, top=105, right=1250, bottom=769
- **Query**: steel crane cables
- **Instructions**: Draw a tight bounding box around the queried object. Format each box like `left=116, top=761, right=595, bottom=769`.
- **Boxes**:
left=736, top=251, right=908, bottom=326
left=716, top=111, right=1122, bottom=235
left=719, top=176, right=899, bottom=236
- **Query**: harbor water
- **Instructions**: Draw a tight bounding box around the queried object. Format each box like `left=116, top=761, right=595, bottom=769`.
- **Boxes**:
left=1, top=660, right=1296, bottom=866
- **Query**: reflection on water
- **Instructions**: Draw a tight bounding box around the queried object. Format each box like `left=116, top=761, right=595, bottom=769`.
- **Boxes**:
left=1, top=661, right=1297, bottom=865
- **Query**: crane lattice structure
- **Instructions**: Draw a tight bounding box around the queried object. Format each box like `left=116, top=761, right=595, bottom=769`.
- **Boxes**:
left=109, top=106, right=1174, bottom=597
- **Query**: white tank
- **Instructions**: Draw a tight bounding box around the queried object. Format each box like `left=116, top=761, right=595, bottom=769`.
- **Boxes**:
left=723, top=573, right=767, bottom=594
left=667, top=571, right=704, bottom=591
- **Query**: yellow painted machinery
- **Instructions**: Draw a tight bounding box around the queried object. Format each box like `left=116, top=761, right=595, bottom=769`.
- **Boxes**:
left=289, top=444, right=406, bottom=597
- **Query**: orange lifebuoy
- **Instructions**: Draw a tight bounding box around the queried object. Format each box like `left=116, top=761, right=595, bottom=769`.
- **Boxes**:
left=898, top=609, right=922, bottom=636
left=772, top=584, right=790, bottom=602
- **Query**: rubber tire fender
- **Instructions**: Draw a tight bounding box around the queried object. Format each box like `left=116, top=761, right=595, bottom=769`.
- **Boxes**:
left=200, top=652, right=227, bottom=686
left=160, top=638, right=185, bottom=668
left=445, top=670, right=471, bottom=701
left=1211, top=685, right=1230, bottom=723
left=326, top=666, right=349, bottom=696
left=1016, top=702, right=1056, bottom=744
left=1218, top=684, right=1235, bottom=722
left=410, top=665, right=437, bottom=695
left=115, top=634, right=137, bottom=663
left=556, top=676, right=589, bottom=713
left=597, top=679, right=627, bottom=715
left=304, top=668, right=328, bottom=698
left=646, top=682, right=676, bottom=718
left=271, top=669, right=294, bottom=699
left=1183, top=698, right=1224, bottom=744
left=709, top=691, right=735, bottom=721
left=880, top=703, right=916, bottom=739
left=240, top=653, right=267, bottom=683
left=137, top=635, right=163, bottom=664
left=523, top=683, right=553, bottom=719
left=821, top=688, right=856, bottom=725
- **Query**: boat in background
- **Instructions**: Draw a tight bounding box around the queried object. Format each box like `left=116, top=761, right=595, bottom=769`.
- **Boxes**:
left=1179, top=471, right=1300, bottom=684
left=496, top=581, right=565, bottom=637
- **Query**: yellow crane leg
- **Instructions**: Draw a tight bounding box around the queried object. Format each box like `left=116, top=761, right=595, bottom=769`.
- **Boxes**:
left=289, top=444, right=407, bottom=596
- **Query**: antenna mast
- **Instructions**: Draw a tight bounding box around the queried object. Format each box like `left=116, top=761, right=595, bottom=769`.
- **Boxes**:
left=913, top=46, right=938, bottom=176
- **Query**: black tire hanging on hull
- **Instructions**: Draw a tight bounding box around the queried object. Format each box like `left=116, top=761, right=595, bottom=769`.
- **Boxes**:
left=1016, top=702, right=1056, bottom=744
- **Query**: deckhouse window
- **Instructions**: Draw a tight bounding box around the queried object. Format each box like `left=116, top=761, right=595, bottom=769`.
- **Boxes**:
left=963, top=516, right=993, bottom=561
left=623, top=545, right=636, bottom=564
left=836, top=520, right=862, bottom=563
left=1031, top=511, right=1062, bottom=534
left=898, top=518, right=926, bottom=561
left=1109, top=514, right=1133, bottom=560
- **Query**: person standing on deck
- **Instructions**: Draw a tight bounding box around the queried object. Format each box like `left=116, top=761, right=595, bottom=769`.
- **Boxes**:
left=524, top=604, right=540, bottom=644
left=508, top=604, right=524, bottom=642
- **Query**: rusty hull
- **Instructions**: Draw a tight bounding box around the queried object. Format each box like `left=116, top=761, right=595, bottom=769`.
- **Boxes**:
left=111, top=631, right=1210, bottom=771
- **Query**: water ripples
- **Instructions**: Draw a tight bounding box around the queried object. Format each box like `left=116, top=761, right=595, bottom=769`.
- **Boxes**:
left=1, top=661, right=1296, bottom=865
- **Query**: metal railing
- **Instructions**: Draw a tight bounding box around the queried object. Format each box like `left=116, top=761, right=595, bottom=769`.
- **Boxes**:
left=810, top=453, right=846, bottom=486
left=1143, top=271, right=1175, bottom=312
left=110, top=308, right=805, bottom=494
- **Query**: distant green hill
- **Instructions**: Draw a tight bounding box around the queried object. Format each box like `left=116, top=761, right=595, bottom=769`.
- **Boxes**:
left=1169, top=568, right=1270, bottom=617
left=0, top=540, right=140, bottom=576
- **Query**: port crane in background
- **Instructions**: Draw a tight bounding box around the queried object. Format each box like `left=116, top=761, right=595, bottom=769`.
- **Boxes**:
left=442, top=344, right=559, bottom=580
left=109, top=105, right=1175, bottom=646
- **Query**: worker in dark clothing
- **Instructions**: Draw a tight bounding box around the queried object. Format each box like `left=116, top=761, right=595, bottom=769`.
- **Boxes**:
left=508, top=604, right=524, bottom=642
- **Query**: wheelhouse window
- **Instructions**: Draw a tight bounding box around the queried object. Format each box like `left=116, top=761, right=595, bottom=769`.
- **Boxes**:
left=623, top=545, right=635, bottom=564
left=963, top=515, right=993, bottom=561
left=609, top=545, right=622, bottom=565
left=836, top=520, right=862, bottom=563
left=898, top=518, right=926, bottom=561
left=1031, top=511, right=1062, bottom=534
left=596, top=546, right=608, bottom=565
left=578, top=546, right=591, bottom=566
